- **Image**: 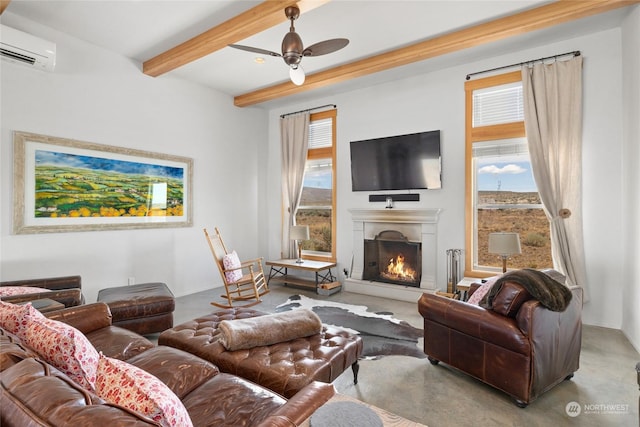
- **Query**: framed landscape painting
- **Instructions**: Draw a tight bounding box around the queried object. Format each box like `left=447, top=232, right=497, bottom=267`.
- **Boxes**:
left=13, top=131, right=193, bottom=234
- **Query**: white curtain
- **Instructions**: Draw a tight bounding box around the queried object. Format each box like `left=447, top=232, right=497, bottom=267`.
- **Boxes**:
left=280, top=112, right=310, bottom=259
left=522, top=56, right=588, bottom=298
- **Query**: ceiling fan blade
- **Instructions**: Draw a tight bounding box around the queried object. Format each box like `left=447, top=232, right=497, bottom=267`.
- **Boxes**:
left=302, top=38, right=349, bottom=57
left=229, top=44, right=281, bottom=57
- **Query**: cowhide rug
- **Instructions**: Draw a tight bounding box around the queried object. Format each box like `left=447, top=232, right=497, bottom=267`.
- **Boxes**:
left=276, top=295, right=425, bottom=359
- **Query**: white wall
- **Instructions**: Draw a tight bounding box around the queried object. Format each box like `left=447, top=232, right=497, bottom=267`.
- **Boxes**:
left=266, top=27, right=631, bottom=331
left=621, top=6, right=640, bottom=352
left=0, top=14, right=268, bottom=303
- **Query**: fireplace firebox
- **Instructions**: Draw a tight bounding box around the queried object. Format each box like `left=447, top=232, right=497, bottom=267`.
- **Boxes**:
left=363, top=230, right=421, bottom=287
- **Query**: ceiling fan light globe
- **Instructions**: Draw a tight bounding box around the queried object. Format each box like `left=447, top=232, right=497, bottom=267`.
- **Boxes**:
left=290, top=65, right=305, bottom=86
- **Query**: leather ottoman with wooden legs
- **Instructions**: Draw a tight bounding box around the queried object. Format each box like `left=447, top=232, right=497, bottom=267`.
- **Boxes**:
left=97, top=282, right=175, bottom=335
left=158, top=307, right=363, bottom=398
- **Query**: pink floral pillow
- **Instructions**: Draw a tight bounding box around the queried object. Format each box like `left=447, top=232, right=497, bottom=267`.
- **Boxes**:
left=23, top=305, right=99, bottom=391
left=0, top=286, right=50, bottom=297
left=0, top=301, right=32, bottom=339
left=467, top=275, right=501, bottom=305
left=95, top=354, right=193, bottom=427
left=222, top=250, right=243, bottom=283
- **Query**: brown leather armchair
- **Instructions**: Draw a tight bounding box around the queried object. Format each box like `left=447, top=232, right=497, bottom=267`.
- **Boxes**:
left=418, top=278, right=583, bottom=407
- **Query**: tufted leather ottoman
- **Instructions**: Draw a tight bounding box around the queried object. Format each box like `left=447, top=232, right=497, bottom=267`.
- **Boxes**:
left=97, top=282, right=174, bottom=336
left=158, top=307, right=363, bottom=398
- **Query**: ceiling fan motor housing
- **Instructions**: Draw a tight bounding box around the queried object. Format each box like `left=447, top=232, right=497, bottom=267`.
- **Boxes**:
left=282, top=31, right=303, bottom=66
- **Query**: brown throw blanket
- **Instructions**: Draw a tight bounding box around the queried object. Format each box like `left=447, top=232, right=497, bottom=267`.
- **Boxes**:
left=481, top=269, right=573, bottom=312
left=218, top=309, right=323, bottom=351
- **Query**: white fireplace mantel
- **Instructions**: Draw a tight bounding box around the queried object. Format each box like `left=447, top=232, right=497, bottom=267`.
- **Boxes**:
left=348, top=208, right=441, bottom=224
left=346, top=208, right=441, bottom=302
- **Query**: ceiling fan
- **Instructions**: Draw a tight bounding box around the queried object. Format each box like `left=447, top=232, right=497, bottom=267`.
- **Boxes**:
left=229, top=5, right=349, bottom=86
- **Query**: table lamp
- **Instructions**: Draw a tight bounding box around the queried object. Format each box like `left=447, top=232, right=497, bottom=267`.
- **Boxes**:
left=290, top=225, right=310, bottom=264
left=488, top=232, right=521, bottom=273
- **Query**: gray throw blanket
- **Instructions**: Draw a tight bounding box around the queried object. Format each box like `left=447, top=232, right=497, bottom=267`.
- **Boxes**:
left=480, top=268, right=573, bottom=312
left=218, top=309, right=322, bottom=351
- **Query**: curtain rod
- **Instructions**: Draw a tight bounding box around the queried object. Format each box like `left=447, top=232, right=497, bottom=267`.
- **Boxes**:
left=280, top=104, right=336, bottom=119
left=465, top=50, right=580, bottom=81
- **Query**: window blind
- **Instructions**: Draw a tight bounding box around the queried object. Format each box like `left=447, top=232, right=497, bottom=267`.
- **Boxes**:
left=308, top=118, right=332, bottom=149
left=472, top=82, right=524, bottom=127
left=473, top=137, right=528, bottom=158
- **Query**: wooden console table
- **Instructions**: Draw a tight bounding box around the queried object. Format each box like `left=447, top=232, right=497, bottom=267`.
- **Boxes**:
left=266, top=259, right=341, bottom=294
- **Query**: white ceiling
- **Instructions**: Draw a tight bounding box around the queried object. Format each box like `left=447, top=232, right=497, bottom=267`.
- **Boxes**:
left=1, top=1, right=633, bottom=108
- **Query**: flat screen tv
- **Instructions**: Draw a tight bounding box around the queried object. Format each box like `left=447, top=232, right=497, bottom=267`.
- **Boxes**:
left=350, top=130, right=441, bottom=191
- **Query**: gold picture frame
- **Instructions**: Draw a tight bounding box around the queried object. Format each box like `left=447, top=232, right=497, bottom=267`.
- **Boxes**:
left=13, top=131, right=193, bottom=234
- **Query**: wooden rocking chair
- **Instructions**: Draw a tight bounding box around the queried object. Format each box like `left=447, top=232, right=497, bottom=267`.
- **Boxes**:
left=204, top=227, right=269, bottom=309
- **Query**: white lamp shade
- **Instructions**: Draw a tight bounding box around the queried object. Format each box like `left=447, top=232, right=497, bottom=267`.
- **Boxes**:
left=488, top=232, right=521, bottom=256
left=290, top=225, right=310, bottom=240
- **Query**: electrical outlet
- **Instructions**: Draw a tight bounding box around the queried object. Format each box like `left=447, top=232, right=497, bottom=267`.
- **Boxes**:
left=128, top=277, right=135, bottom=286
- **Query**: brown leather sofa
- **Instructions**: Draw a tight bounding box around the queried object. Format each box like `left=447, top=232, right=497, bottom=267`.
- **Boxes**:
left=1, top=302, right=334, bottom=426
left=0, top=275, right=84, bottom=308
left=418, top=277, right=583, bottom=407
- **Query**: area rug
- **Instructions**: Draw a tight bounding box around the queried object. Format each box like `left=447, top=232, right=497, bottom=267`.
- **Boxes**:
left=310, top=401, right=383, bottom=427
left=276, top=295, right=425, bottom=359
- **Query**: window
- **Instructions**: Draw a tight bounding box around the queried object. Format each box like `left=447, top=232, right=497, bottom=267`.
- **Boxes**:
left=465, top=72, right=552, bottom=276
left=295, top=109, right=336, bottom=261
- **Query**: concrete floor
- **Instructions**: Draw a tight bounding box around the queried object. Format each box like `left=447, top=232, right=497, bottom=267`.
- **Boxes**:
left=168, top=284, right=640, bottom=427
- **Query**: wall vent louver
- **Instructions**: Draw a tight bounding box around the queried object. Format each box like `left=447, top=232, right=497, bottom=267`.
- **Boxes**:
left=0, top=25, right=56, bottom=71
left=1, top=47, right=37, bottom=65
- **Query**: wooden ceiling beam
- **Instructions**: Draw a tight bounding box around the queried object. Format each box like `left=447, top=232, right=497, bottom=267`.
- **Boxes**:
left=1, top=0, right=12, bottom=15
left=143, top=0, right=329, bottom=77
left=234, top=0, right=638, bottom=107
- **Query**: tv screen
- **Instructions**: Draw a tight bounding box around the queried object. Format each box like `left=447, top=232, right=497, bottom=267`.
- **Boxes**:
left=350, top=130, right=441, bottom=191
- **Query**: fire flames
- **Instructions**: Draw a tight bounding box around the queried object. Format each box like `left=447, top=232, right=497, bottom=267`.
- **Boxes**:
left=381, top=253, right=417, bottom=283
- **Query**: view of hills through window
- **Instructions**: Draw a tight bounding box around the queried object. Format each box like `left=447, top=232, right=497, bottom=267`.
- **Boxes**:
left=295, top=160, right=332, bottom=254
left=476, top=155, right=553, bottom=270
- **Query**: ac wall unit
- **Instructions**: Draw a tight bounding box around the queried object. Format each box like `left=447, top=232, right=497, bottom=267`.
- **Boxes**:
left=0, top=24, right=56, bottom=72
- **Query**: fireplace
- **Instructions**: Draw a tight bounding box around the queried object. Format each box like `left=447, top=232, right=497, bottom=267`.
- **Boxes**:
left=345, top=208, right=441, bottom=302
left=363, top=230, right=421, bottom=287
